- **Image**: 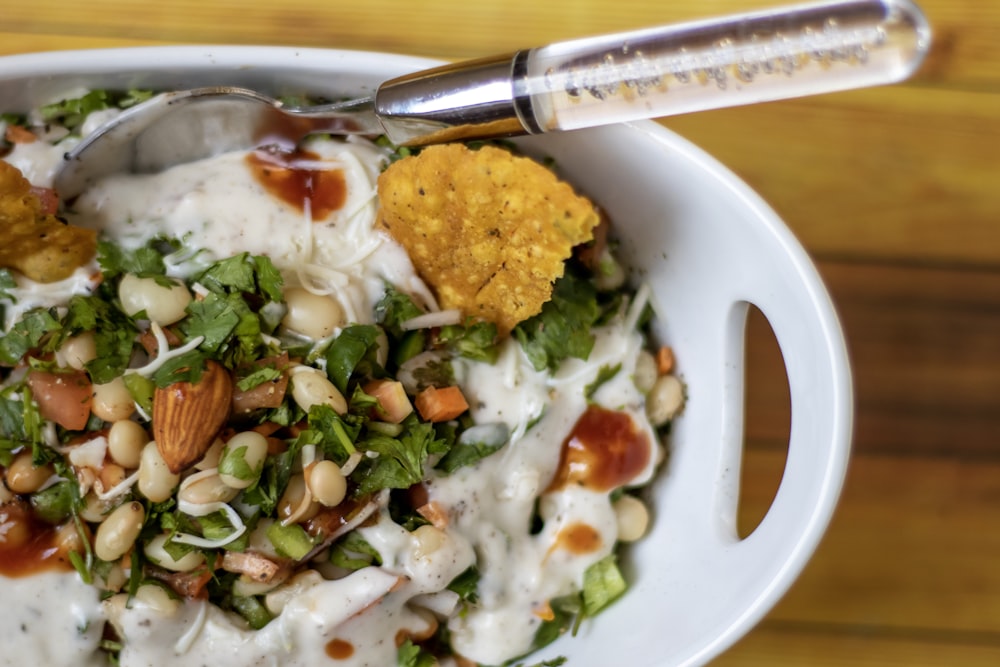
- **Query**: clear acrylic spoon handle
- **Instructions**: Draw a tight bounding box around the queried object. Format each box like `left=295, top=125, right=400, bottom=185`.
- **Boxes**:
left=374, top=0, right=931, bottom=144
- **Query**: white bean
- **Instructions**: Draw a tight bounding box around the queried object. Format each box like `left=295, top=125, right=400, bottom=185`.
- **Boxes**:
left=278, top=474, right=320, bottom=524
left=281, top=287, right=344, bottom=340
left=632, top=349, right=658, bottom=394
left=178, top=471, right=240, bottom=505
left=613, top=495, right=650, bottom=542
left=291, top=368, right=347, bottom=415
left=94, top=501, right=145, bottom=562
left=306, top=460, right=346, bottom=507
left=91, top=376, right=135, bottom=422
left=646, top=374, right=685, bottom=427
left=144, top=533, right=205, bottom=572
left=80, top=492, right=113, bottom=523
left=264, top=570, right=323, bottom=616
left=194, top=438, right=225, bottom=471
left=58, top=332, right=97, bottom=370
left=5, top=451, right=53, bottom=494
left=138, top=442, right=180, bottom=503
left=218, top=431, right=269, bottom=489
left=107, top=420, right=148, bottom=469
left=118, top=273, right=192, bottom=325
left=412, top=524, right=447, bottom=560
left=132, top=583, right=180, bottom=616
left=232, top=574, right=283, bottom=598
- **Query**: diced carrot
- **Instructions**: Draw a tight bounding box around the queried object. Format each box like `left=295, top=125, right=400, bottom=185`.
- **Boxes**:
left=25, top=369, right=92, bottom=430
left=363, top=378, right=413, bottom=424
left=533, top=601, right=555, bottom=621
left=4, top=124, right=36, bottom=144
left=655, top=345, right=675, bottom=375
left=414, top=385, right=469, bottom=422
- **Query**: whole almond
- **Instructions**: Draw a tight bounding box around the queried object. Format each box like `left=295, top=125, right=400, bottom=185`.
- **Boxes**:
left=153, top=360, right=233, bottom=474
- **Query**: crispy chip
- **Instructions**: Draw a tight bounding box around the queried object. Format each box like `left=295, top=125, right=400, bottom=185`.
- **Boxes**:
left=377, top=144, right=599, bottom=335
left=0, top=160, right=97, bottom=283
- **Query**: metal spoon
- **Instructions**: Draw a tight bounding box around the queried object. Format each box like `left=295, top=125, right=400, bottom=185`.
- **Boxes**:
left=54, top=0, right=929, bottom=199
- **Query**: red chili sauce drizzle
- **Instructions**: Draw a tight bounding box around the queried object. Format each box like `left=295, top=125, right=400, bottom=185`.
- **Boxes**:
left=325, top=638, right=355, bottom=660
left=246, top=147, right=346, bottom=221
left=0, top=502, right=73, bottom=577
left=547, top=405, right=651, bottom=493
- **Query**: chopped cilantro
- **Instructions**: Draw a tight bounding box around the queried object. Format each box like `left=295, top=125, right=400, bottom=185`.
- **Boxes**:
left=235, top=365, right=282, bottom=392
left=150, top=349, right=207, bottom=387
left=0, top=268, right=16, bottom=301
left=531, top=594, right=584, bottom=654
left=374, top=286, right=424, bottom=339
left=354, top=416, right=443, bottom=495
left=39, top=89, right=153, bottom=131
left=446, top=565, right=480, bottom=603
left=329, top=532, right=383, bottom=570
left=436, top=423, right=509, bottom=474
left=513, top=271, right=601, bottom=372
left=397, top=639, right=436, bottom=667
left=29, top=480, right=75, bottom=524
left=195, top=252, right=283, bottom=303
left=584, top=363, right=622, bottom=399
left=437, top=319, right=499, bottom=363
left=96, top=239, right=171, bottom=279
left=0, top=307, right=61, bottom=365
left=323, top=324, right=382, bottom=394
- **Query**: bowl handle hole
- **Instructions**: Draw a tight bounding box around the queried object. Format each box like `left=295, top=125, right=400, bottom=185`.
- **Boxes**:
left=737, top=304, right=791, bottom=539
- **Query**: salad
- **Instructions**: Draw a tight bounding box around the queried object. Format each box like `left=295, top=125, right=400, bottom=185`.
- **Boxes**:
left=0, top=89, right=685, bottom=667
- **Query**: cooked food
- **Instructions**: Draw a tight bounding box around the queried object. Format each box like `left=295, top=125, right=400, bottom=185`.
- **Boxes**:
left=377, top=143, right=600, bottom=335
left=0, top=91, right=684, bottom=667
left=0, top=160, right=96, bottom=282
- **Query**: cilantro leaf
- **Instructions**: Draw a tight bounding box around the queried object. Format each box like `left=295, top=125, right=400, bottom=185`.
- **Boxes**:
left=323, top=324, right=382, bottom=394
left=64, top=295, right=138, bottom=384
left=584, top=363, right=622, bottom=399
left=329, top=532, right=382, bottom=571
left=0, top=308, right=61, bottom=365
left=151, top=349, right=207, bottom=387
left=235, top=366, right=282, bottom=392
left=96, top=239, right=169, bottom=279
left=435, top=423, right=508, bottom=474
left=397, top=639, right=436, bottom=667
left=0, top=268, right=16, bottom=301
left=374, top=286, right=424, bottom=338
left=355, top=417, right=440, bottom=494
left=513, top=271, right=600, bottom=372
left=195, top=252, right=283, bottom=302
left=307, top=404, right=360, bottom=463
left=446, top=565, right=480, bottom=603
left=437, top=320, right=499, bottom=363
left=531, top=594, right=583, bottom=655
left=39, top=89, right=153, bottom=131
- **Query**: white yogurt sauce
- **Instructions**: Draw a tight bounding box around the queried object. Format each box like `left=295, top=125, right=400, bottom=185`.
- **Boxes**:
left=1, top=133, right=659, bottom=666
left=0, top=572, right=105, bottom=667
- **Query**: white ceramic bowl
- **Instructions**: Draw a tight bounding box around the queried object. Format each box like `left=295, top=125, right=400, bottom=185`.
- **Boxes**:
left=0, top=46, right=853, bottom=666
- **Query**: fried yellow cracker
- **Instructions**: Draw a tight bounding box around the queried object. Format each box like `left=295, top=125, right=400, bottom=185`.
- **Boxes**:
left=377, top=144, right=599, bottom=335
left=0, top=160, right=97, bottom=283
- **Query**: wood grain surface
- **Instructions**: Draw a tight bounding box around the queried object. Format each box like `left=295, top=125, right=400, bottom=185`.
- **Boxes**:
left=2, top=0, right=997, bottom=665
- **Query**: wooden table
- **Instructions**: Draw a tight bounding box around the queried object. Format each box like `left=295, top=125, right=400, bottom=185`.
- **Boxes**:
left=2, top=1, right=998, bottom=664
